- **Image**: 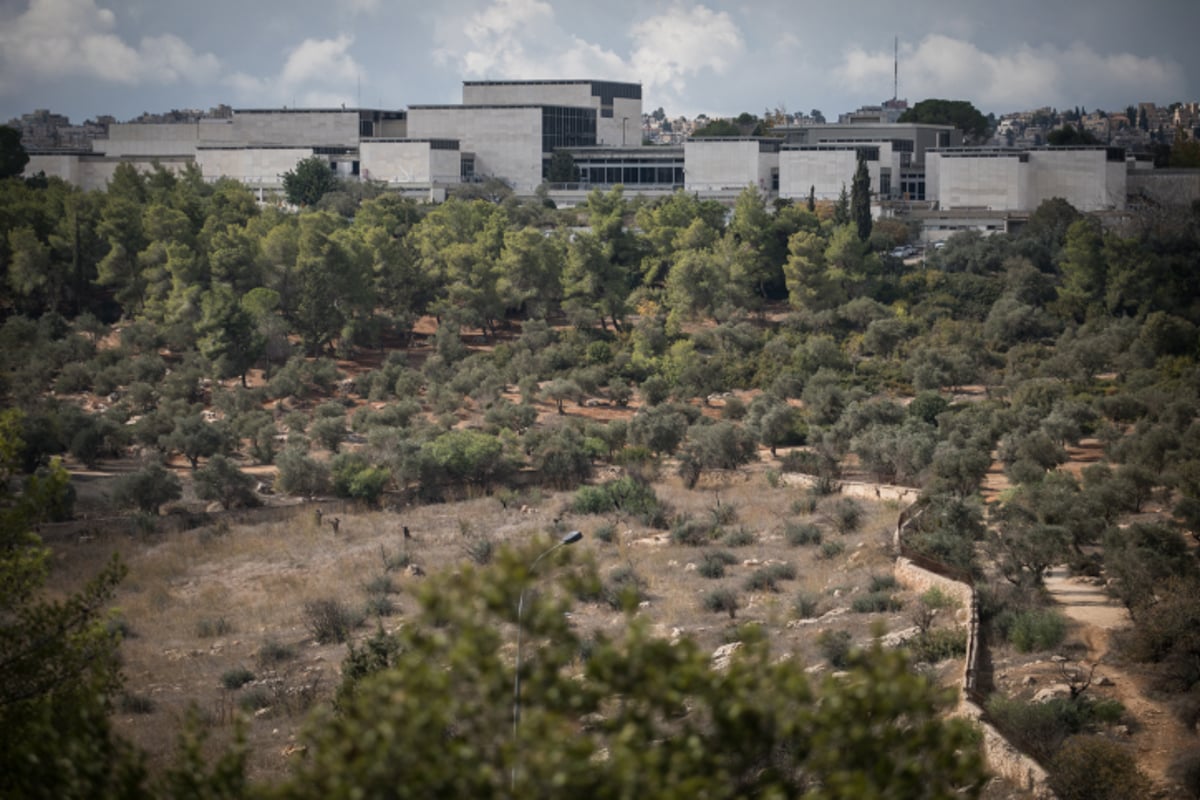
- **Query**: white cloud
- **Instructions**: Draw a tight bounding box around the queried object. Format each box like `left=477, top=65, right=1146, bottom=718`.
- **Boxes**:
left=280, top=35, right=360, bottom=88
left=836, top=34, right=1184, bottom=110
left=227, top=35, right=364, bottom=107
left=433, top=0, right=742, bottom=107
left=0, top=0, right=221, bottom=92
left=337, top=0, right=380, bottom=13
left=630, top=5, right=744, bottom=95
left=434, top=0, right=630, bottom=81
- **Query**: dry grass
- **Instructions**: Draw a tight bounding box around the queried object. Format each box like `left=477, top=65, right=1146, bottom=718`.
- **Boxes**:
left=44, top=468, right=931, bottom=783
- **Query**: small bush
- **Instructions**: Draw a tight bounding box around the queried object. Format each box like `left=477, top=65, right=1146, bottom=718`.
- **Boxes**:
left=195, top=616, right=233, bottom=638
left=364, top=593, right=396, bottom=617
left=794, top=592, right=821, bottom=619
left=721, top=527, right=757, bottom=547
left=238, top=688, right=272, bottom=712
left=1049, top=735, right=1151, bottom=800
left=697, top=551, right=734, bottom=579
left=593, top=523, right=616, bottom=543
left=818, top=540, right=846, bottom=560
left=818, top=629, right=853, bottom=668
left=221, top=666, right=256, bottom=690
left=852, top=591, right=902, bottom=613
left=702, top=587, right=740, bottom=618
left=365, top=574, right=395, bottom=595
left=826, top=497, right=863, bottom=534
left=1168, top=748, right=1200, bottom=799
left=381, top=549, right=412, bottom=572
left=907, top=628, right=968, bottom=664
left=670, top=515, right=718, bottom=547
left=785, top=521, right=823, bottom=546
left=303, top=598, right=363, bottom=644
left=868, top=573, right=898, bottom=592
left=258, top=639, right=297, bottom=666
left=602, top=565, right=647, bottom=610
left=710, top=502, right=738, bottom=525
left=996, top=608, right=1068, bottom=653
left=920, top=586, right=960, bottom=610
left=986, top=695, right=1122, bottom=764
left=119, top=692, right=155, bottom=714
left=790, top=492, right=819, bottom=515
left=462, top=535, right=495, bottom=565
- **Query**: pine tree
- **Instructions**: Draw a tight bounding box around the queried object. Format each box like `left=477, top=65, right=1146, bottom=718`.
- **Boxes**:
left=851, top=157, right=872, bottom=241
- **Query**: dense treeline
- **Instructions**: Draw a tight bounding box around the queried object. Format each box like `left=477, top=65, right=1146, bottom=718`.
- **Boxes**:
left=4, top=166, right=1200, bottom=795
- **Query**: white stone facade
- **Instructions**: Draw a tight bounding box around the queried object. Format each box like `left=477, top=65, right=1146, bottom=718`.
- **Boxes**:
left=462, top=80, right=642, bottom=148
left=684, top=139, right=778, bottom=193
left=928, top=147, right=1126, bottom=212
left=359, top=140, right=462, bottom=186
left=407, top=106, right=544, bottom=192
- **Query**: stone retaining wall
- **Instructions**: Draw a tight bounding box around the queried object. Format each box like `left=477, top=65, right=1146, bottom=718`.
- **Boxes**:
left=893, top=505, right=1055, bottom=798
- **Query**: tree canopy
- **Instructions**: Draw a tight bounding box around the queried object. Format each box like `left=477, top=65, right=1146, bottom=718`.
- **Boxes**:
left=899, top=99, right=990, bottom=143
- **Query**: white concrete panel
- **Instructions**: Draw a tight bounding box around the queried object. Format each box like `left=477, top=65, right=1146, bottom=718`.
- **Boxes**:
left=408, top=107, right=543, bottom=191
left=685, top=140, right=775, bottom=193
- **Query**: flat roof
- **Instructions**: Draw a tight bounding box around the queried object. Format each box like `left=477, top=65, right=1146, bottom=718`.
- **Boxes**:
left=463, top=79, right=640, bottom=87
left=408, top=104, right=592, bottom=111
left=233, top=108, right=405, bottom=116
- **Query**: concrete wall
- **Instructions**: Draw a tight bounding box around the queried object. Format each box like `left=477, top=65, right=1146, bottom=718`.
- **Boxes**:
left=684, top=140, right=777, bottom=193
left=461, top=82, right=641, bottom=148
left=1026, top=149, right=1124, bottom=212
left=928, top=152, right=1025, bottom=210
left=779, top=148, right=856, bottom=200
left=231, top=110, right=361, bottom=148
left=1128, top=169, right=1200, bottom=206
left=359, top=140, right=461, bottom=185
left=408, top=107, right=544, bottom=192
left=195, top=147, right=315, bottom=187
left=25, top=154, right=191, bottom=191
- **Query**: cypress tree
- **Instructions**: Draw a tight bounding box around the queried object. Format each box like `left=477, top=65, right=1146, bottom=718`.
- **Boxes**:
left=851, top=156, right=872, bottom=241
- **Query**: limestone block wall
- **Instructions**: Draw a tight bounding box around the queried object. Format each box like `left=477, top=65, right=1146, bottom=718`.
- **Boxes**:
left=892, top=504, right=1056, bottom=798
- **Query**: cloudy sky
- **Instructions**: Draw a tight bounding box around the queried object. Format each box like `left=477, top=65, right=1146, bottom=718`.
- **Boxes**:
left=2, top=0, right=1197, bottom=124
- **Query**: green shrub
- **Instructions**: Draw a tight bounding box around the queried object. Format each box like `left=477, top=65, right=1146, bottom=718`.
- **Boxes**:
left=790, top=492, right=819, bottom=514
left=670, top=515, right=718, bottom=547
left=602, top=565, right=647, bottom=610
left=365, top=574, right=395, bottom=595
left=852, top=591, right=902, bottom=613
left=919, top=586, right=960, bottom=610
left=303, top=598, right=363, bottom=644
left=794, top=592, right=821, bottom=619
left=985, top=695, right=1123, bottom=763
left=744, top=563, right=795, bottom=593
left=221, top=666, right=256, bottom=690
left=826, top=497, right=863, bottom=534
left=702, top=587, right=740, bottom=618
left=868, top=574, right=898, bottom=592
left=118, top=693, right=155, bottom=714
left=721, top=527, right=757, bottom=547
left=364, top=594, right=396, bottom=617
left=570, top=476, right=665, bottom=526
left=258, top=638, right=297, bottom=666
left=785, top=521, right=823, bottom=546
left=818, top=540, right=846, bottom=560
left=196, top=616, right=233, bottom=638
left=463, top=535, right=495, bottom=565
left=907, top=628, right=968, bottom=663
left=996, top=608, right=1068, bottom=652
left=698, top=551, right=735, bottom=579
left=1050, top=735, right=1152, bottom=800
left=593, top=523, right=616, bottom=543
left=710, top=502, right=738, bottom=526
left=818, top=629, right=853, bottom=668
left=238, top=688, right=272, bottom=712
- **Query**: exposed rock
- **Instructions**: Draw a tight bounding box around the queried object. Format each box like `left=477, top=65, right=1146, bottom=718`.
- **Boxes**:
left=711, top=642, right=742, bottom=671
left=405, top=564, right=425, bottom=577
left=1022, top=675, right=1038, bottom=687
left=1032, top=684, right=1073, bottom=703
left=1096, top=675, right=1115, bottom=687
left=880, top=626, right=921, bottom=648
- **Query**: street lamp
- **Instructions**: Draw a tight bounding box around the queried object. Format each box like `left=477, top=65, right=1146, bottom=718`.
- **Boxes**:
left=512, top=530, right=583, bottom=790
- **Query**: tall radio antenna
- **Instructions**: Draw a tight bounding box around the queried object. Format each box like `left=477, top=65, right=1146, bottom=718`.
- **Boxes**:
left=893, top=36, right=898, bottom=102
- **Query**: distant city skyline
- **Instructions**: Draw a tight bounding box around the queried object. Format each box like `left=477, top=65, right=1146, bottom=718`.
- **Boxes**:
left=2, top=0, right=1198, bottom=125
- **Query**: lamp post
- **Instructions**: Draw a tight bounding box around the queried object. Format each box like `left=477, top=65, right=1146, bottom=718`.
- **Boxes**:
left=512, top=530, right=583, bottom=790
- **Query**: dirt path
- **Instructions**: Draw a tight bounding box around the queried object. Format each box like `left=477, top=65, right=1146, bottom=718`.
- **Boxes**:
left=1043, top=566, right=1192, bottom=794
